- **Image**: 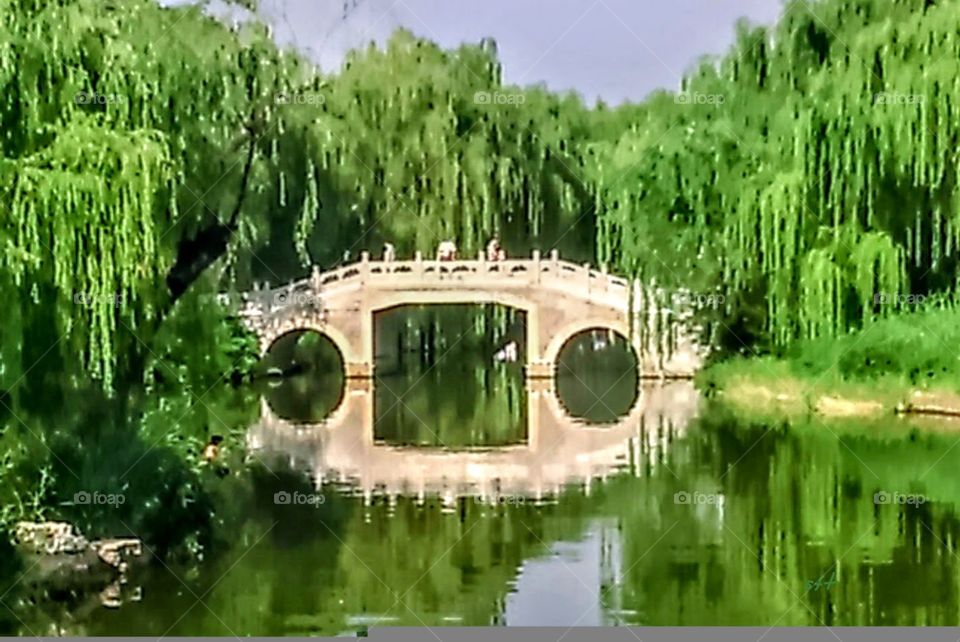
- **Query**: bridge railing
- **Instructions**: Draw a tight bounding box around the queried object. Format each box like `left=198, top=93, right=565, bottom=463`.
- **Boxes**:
left=309, top=249, right=629, bottom=305
left=237, top=250, right=634, bottom=319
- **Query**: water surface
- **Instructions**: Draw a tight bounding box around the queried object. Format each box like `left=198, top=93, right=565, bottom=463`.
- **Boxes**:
left=9, top=307, right=960, bottom=634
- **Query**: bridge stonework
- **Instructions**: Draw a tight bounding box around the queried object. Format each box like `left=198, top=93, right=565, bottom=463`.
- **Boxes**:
left=236, top=250, right=704, bottom=379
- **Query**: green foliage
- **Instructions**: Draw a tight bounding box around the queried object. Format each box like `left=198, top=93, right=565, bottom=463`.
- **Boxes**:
left=6, top=0, right=960, bottom=390
left=0, top=442, right=52, bottom=530
left=5, top=0, right=960, bottom=588
left=374, top=305, right=527, bottom=448
left=276, top=29, right=603, bottom=271
left=0, top=0, right=294, bottom=390
left=700, top=302, right=960, bottom=400
left=595, top=0, right=960, bottom=352
left=788, top=302, right=960, bottom=386
left=146, top=290, right=260, bottom=391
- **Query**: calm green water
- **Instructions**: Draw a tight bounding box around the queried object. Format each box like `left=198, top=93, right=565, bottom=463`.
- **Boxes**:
left=8, top=306, right=960, bottom=633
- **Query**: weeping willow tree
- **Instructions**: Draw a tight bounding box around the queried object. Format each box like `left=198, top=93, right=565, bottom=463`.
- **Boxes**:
left=270, top=29, right=602, bottom=276
left=595, top=0, right=960, bottom=352
left=0, top=0, right=306, bottom=538
left=0, top=0, right=311, bottom=393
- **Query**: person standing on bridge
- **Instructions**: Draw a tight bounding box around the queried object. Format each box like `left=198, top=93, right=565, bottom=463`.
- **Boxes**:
left=382, top=242, right=396, bottom=262
left=437, top=239, right=457, bottom=261
left=486, top=236, right=501, bottom=262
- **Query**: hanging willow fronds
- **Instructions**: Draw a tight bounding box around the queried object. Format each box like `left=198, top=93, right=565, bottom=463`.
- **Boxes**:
left=0, top=0, right=300, bottom=391
left=594, top=0, right=960, bottom=350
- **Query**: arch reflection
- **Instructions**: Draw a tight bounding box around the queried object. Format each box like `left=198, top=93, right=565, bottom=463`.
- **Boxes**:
left=246, top=380, right=700, bottom=502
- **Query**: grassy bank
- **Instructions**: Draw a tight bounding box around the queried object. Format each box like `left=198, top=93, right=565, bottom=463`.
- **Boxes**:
left=698, top=305, right=960, bottom=422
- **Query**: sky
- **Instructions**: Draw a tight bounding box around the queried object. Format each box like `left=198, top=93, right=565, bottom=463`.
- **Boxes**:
left=251, top=0, right=786, bottom=104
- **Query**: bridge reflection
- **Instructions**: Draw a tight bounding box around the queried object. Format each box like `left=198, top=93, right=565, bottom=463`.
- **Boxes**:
left=246, top=380, right=700, bottom=502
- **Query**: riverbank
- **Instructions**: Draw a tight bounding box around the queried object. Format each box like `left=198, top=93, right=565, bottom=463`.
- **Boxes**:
left=698, top=305, right=960, bottom=424
left=699, top=357, right=960, bottom=422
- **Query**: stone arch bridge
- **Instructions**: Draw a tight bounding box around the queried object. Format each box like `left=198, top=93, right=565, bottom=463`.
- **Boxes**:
left=234, top=250, right=702, bottom=379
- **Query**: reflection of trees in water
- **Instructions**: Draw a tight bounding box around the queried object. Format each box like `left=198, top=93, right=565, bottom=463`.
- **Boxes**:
left=14, top=387, right=960, bottom=632
left=374, top=305, right=526, bottom=448
left=208, top=467, right=355, bottom=636
left=328, top=497, right=590, bottom=626
left=217, top=409, right=960, bottom=628
left=230, top=407, right=960, bottom=630
left=26, top=460, right=357, bottom=637
left=603, top=410, right=960, bottom=626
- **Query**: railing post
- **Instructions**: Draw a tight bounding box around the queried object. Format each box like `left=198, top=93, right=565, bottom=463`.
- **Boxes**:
left=311, top=265, right=321, bottom=290
left=360, top=251, right=370, bottom=283
left=415, top=250, right=423, bottom=279
left=600, top=263, right=608, bottom=291
left=532, top=249, right=541, bottom=284
left=550, top=249, right=559, bottom=274
left=478, top=248, right=485, bottom=274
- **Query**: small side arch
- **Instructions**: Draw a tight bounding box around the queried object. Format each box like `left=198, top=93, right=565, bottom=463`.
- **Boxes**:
left=260, top=322, right=358, bottom=366
left=542, top=318, right=639, bottom=369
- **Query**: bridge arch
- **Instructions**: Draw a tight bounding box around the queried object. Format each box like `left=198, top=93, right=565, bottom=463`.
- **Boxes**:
left=368, top=290, right=536, bottom=316
left=368, top=290, right=538, bottom=365
left=543, top=320, right=639, bottom=374
left=260, top=321, right=358, bottom=367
